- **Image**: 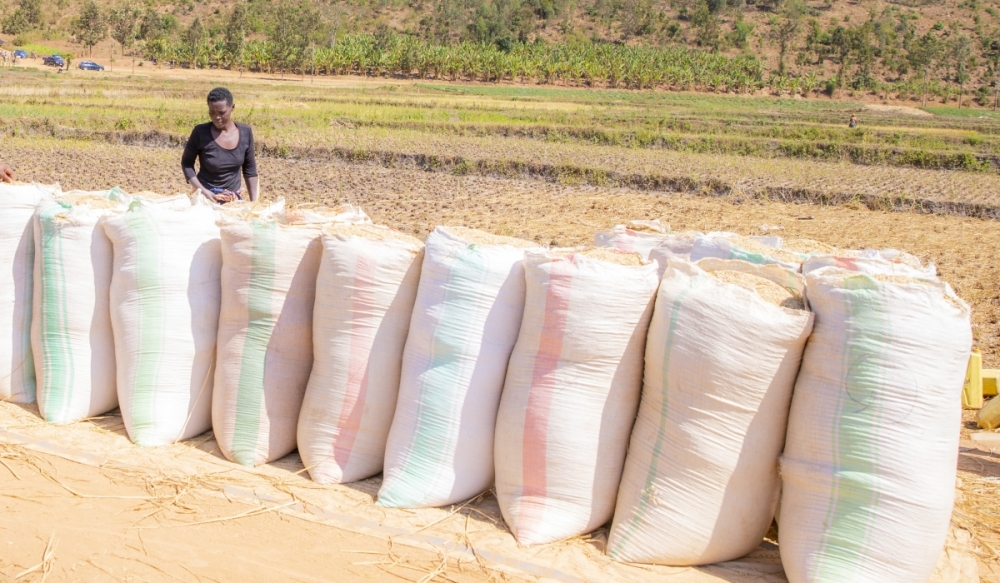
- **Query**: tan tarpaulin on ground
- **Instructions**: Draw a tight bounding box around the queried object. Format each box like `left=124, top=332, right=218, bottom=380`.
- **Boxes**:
left=0, top=402, right=977, bottom=583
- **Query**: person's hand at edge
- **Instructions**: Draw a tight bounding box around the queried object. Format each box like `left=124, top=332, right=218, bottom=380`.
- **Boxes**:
left=0, top=163, right=14, bottom=183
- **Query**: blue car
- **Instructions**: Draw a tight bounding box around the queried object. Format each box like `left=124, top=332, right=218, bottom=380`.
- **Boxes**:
left=42, top=54, right=64, bottom=67
left=13, top=49, right=27, bottom=59
left=78, top=61, right=104, bottom=71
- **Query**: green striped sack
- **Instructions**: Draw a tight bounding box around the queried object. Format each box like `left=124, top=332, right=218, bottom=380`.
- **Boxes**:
left=32, top=196, right=125, bottom=424
left=103, top=197, right=222, bottom=447
left=378, top=227, right=537, bottom=508
left=607, top=258, right=813, bottom=565
left=778, top=269, right=971, bottom=583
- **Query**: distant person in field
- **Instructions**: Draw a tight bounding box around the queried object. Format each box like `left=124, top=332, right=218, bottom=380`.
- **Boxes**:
left=849, top=114, right=858, bottom=128
left=181, top=87, right=259, bottom=204
left=0, top=162, right=14, bottom=183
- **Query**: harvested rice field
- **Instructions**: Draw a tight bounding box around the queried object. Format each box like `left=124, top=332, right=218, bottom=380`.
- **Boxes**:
left=2, top=67, right=1000, bottom=582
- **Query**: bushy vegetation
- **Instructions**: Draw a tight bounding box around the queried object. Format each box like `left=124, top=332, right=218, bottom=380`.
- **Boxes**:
left=7, top=0, right=1000, bottom=105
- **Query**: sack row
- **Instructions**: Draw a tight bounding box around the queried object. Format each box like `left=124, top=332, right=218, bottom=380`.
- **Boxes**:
left=0, top=185, right=971, bottom=582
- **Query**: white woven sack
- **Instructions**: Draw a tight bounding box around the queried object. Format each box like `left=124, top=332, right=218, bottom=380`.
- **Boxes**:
left=646, top=231, right=703, bottom=278
left=213, top=206, right=370, bottom=467
left=691, top=233, right=801, bottom=271
left=378, top=227, right=537, bottom=508
left=0, top=182, right=58, bottom=403
left=802, top=250, right=937, bottom=280
left=494, top=249, right=659, bottom=545
left=594, top=220, right=669, bottom=259
left=607, top=258, right=814, bottom=565
left=104, top=197, right=222, bottom=446
left=779, top=268, right=971, bottom=583
left=32, top=195, right=127, bottom=424
left=298, top=225, right=423, bottom=484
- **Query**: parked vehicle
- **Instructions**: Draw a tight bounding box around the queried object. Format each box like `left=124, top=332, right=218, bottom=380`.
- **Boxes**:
left=13, top=50, right=27, bottom=59
left=42, top=55, right=65, bottom=67
left=78, top=61, right=104, bottom=71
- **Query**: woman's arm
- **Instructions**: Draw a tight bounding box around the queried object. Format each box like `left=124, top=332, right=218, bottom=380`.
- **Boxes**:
left=243, top=126, right=259, bottom=202
left=0, top=162, right=13, bottom=183
left=246, top=176, right=259, bottom=202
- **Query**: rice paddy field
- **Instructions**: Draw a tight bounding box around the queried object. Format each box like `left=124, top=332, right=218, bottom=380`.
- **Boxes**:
left=1, top=64, right=1000, bottom=582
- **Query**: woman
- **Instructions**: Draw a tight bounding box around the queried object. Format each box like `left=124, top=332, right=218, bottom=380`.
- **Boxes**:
left=0, top=162, right=13, bottom=183
left=181, top=87, right=259, bottom=203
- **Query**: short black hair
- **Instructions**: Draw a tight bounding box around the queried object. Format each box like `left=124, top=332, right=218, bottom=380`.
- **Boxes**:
left=207, top=87, right=234, bottom=106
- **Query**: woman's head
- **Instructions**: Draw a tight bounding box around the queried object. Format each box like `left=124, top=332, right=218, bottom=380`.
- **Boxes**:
left=207, top=87, right=235, bottom=129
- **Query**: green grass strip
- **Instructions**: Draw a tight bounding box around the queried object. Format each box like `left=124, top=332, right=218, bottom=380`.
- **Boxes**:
left=231, top=220, right=277, bottom=466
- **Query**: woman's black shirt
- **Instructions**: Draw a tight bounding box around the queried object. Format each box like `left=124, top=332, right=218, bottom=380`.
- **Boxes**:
left=181, top=122, right=258, bottom=193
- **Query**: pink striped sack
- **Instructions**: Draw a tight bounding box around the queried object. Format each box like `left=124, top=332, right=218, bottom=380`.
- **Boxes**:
left=378, top=227, right=538, bottom=508
left=297, top=225, right=423, bottom=484
left=494, top=249, right=659, bottom=545
left=593, top=220, right=669, bottom=259
left=213, top=206, right=370, bottom=467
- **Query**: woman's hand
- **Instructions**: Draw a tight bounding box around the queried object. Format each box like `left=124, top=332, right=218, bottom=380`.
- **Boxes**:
left=0, top=163, right=14, bottom=183
left=213, top=189, right=237, bottom=203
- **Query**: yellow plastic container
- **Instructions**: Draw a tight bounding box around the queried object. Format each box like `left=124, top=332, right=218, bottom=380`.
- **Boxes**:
left=978, top=396, right=1000, bottom=430
left=983, top=369, right=998, bottom=397
left=963, top=351, right=983, bottom=409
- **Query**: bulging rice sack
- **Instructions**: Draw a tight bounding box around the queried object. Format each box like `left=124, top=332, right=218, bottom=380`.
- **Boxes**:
left=607, top=258, right=813, bottom=565
left=594, top=220, right=669, bottom=259
left=213, top=205, right=370, bottom=467
left=779, top=269, right=971, bottom=583
left=378, top=227, right=538, bottom=508
left=297, top=224, right=423, bottom=484
left=494, top=248, right=659, bottom=545
left=31, top=193, right=129, bottom=424
left=0, top=182, right=59, bottom=403
left=104, top=197, right=222, bottom=446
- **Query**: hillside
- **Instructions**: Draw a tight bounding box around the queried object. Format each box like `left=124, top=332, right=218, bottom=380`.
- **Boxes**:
left=3, top=0, right=1000, bottom=106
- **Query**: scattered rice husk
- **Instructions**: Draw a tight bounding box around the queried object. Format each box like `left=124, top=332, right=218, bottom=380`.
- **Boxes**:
left=577, top=247, right=644, bottom=266
left=727, top=235, right=803, bottom=265
left=711, top=270, right=805, bottom=310
left=56, top=194, right=125, bottom=209
left=326, top=223, right=422, bottom=246
left=782, top=238, right=837, bottom=255
left=444, top=226, right=538, bottom=248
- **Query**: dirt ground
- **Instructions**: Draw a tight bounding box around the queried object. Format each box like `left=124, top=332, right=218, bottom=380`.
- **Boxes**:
left=0, top=403, right=796, bottom=583
left=0, top=400, right=987, bottom=583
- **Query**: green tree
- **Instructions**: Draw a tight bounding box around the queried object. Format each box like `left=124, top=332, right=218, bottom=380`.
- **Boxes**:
left=224, top=3, right=249, bottom=73
left=268, top=0, right=322, bottom=77
left=691, top=0, right=720, bottom=51
left=769, top=0, right=804, bottom=78
left=183, top=17, right=205, bottom=68
left=73, top=0, right=108, bottom=57
left=908, top=31, right=941, bottom=105
left=949, top=34, right=973, bottom=107
left=2, top=0, right=42, bottom=35
left=108, top=2, right=142, bottom=72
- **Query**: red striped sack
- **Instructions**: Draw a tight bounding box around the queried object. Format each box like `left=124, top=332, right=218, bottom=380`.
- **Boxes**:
left=494, top=249, right=658, bottom=545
